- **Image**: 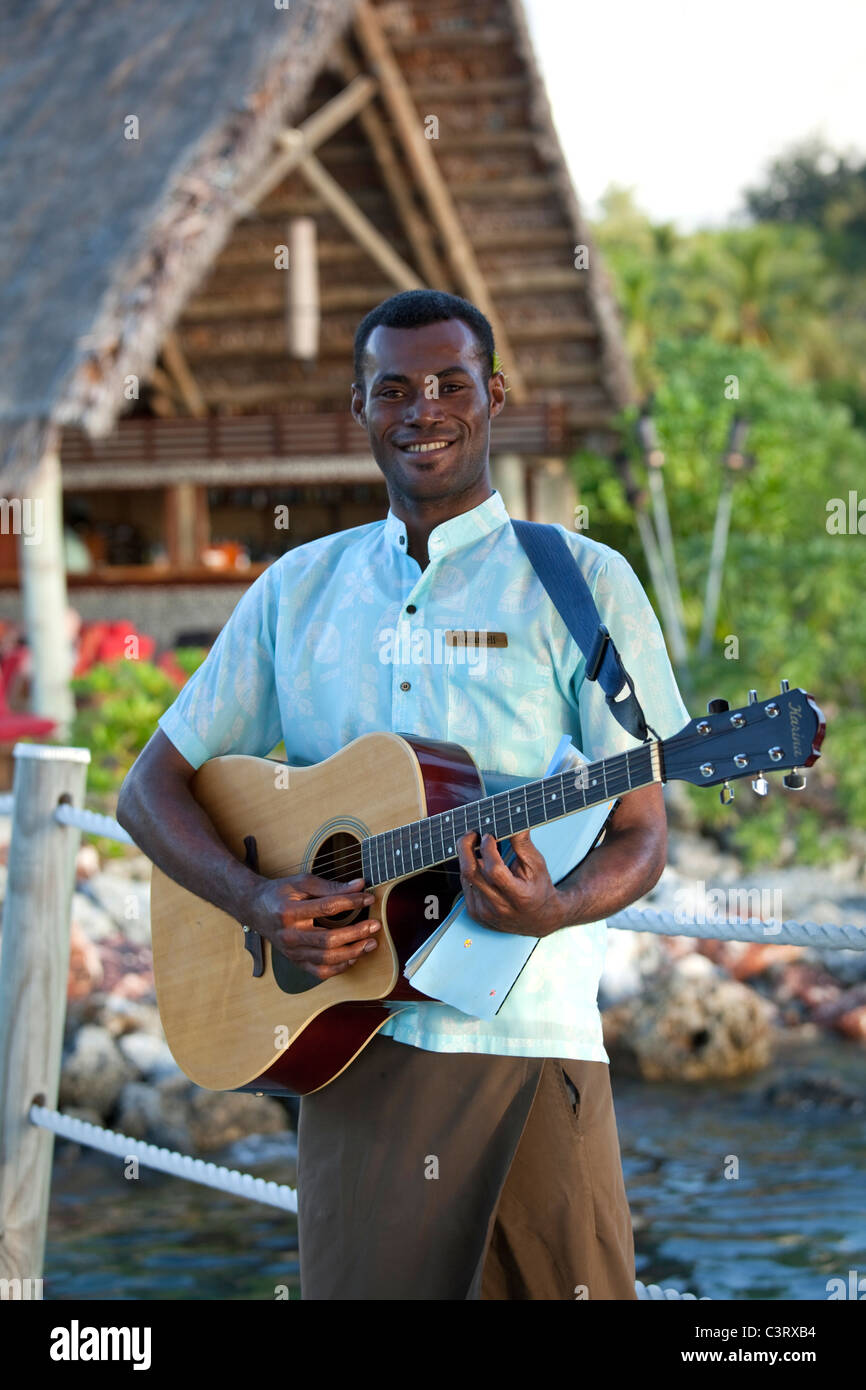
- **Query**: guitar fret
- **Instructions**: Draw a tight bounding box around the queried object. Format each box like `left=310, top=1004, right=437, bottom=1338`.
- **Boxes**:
left=362, top=740, right=668, bottom=884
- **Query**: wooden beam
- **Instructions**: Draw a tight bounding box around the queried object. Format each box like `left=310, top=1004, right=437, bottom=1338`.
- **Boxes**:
left=352, top=1, right=527, bottom=401
left=333, top=40, right=447, bottom=289
left=161, top=332, right=208, bottom=417
left=238, top=74, right=379, bottom=213
left=296, top=153, right=422, bottom=291
left=147, top=364, right=182, bottom=401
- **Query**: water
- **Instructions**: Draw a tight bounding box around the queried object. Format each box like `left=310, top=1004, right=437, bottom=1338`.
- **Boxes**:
left=42, top=1036, right=865, bottom=1301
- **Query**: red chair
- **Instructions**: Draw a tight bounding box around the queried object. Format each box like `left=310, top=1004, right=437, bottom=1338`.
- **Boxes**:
left=0, top=646, right=57, bottom=740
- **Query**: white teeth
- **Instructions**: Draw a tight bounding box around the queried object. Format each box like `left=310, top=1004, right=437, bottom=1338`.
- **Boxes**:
left=404, top=441, right=452, bottom=453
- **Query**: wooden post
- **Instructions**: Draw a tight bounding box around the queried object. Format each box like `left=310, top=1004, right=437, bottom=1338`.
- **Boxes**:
left=17, top=438, right=75, bottom=735
left=0, top=743, right=90, bottom=1291
left=490, top=453, right=528, bottom=519
left=286, top=217, right=320, bottom=360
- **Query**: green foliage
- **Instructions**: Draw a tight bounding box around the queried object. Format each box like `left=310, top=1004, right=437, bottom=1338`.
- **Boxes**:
left=572, top=335, right=866, bottom=862
left=69, top=651, right=206, bottom=803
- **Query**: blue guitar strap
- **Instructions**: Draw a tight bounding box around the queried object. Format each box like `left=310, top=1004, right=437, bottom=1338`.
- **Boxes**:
left=511, top=519, right=652, bottom=743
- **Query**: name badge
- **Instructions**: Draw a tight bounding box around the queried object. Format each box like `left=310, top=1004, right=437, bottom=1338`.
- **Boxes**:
left=445, top=630, right=509, bottom=648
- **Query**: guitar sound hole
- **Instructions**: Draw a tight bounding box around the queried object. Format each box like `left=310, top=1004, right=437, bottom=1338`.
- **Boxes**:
left=272, top=832, right=367, bottom=997
left=310, top=832, right=365, bottom=927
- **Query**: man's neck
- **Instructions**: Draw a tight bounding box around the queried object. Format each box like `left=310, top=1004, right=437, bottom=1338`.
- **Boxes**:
left=391, top=482, right=494, bottom=569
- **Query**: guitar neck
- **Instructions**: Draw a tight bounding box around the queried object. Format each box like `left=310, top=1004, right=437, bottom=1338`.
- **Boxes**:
left=360, top=740, right=664, bottom=888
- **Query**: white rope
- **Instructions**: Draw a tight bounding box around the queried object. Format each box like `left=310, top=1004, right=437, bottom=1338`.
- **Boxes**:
left=636, top=1280, right=710, bottom=1300
left=53, top=801, right=136, bottom=845
left=29, top=1105, right=298, bottom=1213
left=607, top=904, right=866, bottom=950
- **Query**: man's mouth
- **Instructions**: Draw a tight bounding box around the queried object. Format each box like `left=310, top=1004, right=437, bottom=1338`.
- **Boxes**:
left=395, top=438, right=456, bottom=455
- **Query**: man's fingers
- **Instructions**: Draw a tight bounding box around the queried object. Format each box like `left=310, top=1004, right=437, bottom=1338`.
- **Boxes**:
left=282, top=889, right=374, bottom=924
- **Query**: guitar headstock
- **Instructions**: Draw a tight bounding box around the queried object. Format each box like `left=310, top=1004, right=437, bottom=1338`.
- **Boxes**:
left=662, top=687, right=825, bottom=793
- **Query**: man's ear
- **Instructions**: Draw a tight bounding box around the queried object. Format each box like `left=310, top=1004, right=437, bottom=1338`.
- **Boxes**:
left=350, top=383, right=367, bottom=428
left=488, top=371, right=507, bottom=420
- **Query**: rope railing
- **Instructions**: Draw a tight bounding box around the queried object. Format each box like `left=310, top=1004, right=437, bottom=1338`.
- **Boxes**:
left=28, top=1104, right=707, bottom=1298
left=29, top=1104, right=297, bottom=1212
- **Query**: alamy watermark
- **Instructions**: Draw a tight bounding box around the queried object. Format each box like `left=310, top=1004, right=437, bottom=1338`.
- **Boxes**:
left=0, top=497, right=42, bottom=545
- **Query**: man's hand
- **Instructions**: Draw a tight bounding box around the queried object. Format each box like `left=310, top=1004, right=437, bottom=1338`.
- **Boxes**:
left=456, top=829, right=566, bottom=938
left=244, top=873, right=381, bottom=980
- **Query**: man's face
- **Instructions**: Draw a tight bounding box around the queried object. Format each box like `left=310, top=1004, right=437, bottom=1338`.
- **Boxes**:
left=350, top=318, right=506, bottom=503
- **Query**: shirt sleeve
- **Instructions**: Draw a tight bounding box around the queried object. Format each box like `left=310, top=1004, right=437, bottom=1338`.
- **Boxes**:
left=573, top=547, right=691, bottom=761
left=157, top=565, right=283, bottom=770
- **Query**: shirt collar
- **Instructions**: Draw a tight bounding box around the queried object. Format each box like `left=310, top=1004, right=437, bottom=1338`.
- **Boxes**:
left=383, top=488, right=511, bottom=559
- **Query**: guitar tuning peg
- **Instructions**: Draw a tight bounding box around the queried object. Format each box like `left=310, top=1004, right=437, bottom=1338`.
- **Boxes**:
left=783, top=768, right=807, bottom=790
left=780, top=678, right=790, bottom=693
left=748, top=689, right=758, bottom=705
left=707, top=698, right=730, bottom=714
left=719, top=781, right=735, bottom=805
left=751, top=773, right=769, bottom=796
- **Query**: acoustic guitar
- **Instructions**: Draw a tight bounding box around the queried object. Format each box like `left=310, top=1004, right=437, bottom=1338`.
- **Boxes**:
left=150, top=686, right=824, bottom=1095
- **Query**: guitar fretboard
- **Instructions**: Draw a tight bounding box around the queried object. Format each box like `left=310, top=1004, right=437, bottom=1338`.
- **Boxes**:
left=360, top=741, right=660, bottom=888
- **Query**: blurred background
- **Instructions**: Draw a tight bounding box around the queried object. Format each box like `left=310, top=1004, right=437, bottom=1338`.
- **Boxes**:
left=0, top=0, right=864, bottom=1302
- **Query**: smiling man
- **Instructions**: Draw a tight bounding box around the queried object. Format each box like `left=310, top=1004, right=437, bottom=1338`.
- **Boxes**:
left=118, top=289, right=690, bottom=1301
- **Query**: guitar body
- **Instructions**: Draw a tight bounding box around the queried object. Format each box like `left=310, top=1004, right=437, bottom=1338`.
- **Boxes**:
left=150, top=732, right=483, bottom=1095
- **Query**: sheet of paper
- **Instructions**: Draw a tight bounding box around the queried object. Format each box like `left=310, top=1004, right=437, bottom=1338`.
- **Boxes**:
left=404, top=739, right=615, bottom=1019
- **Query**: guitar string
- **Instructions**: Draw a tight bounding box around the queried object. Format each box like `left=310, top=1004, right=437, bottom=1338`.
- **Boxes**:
left=247, top=722, right=795, bottom=884
left=256, top=730, right=735, bottom=882
left=263, top=728, right=791, bottom=884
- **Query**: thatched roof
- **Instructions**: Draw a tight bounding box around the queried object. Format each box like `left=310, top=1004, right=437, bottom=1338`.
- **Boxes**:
left=0, top=0, right=634, bottom=492
left=0, top=0, right=355, bottom=490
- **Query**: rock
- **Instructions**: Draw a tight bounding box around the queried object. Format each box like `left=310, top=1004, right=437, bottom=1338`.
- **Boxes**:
left=760, top=1072, right=865, bottom=1112
left=187, top=1088, right=289, bottom=1154
left=115, top=1076, right=289, bottom=1154
left=84, top=872, right=151, bottom=944
left=59, top=1024, right=136, bottom=1117
left=665, top=831, right=744, bottom=884
left=67, top=921, right=104, bottom=1000
left=603, top=956, right=774, bottom=1081
left=70, top=890, right=115, bottom=942
left=116, top=1077, right=192, bottom=1151
left=87, top=996, right=163, bottom=1039
left=75, top=844, right=101, bottom=881
left=96, top=935, right=154, bottom=997
left=117, top=1031, right=180, bottom=1082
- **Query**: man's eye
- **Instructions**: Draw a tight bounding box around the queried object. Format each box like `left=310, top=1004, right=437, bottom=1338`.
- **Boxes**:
left=377, top=389, right=402, bottom=398
left=441, top=383, right=463, bottom=392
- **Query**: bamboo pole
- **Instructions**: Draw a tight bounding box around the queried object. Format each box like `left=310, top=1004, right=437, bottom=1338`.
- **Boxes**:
left=17, top=438, right=75, bottom=735
left=0, top=744, right=90, bottom=1290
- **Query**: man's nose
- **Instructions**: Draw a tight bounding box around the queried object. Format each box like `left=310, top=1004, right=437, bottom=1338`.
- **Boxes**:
left=402, top=389, right=447, bottom=425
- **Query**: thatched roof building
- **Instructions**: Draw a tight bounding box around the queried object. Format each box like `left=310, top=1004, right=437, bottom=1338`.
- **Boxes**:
left=0, top=0, right=633, bottom=496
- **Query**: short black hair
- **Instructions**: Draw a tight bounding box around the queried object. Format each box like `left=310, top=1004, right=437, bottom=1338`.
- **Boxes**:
left=353, top=289, right=496, bottom=386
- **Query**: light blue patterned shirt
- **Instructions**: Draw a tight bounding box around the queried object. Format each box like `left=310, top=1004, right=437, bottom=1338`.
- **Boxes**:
left=158, top=488, right=689, bottom=1062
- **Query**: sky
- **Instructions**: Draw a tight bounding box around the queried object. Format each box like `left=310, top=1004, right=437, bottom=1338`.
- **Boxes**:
left=523, top=0, right=866, bottom=231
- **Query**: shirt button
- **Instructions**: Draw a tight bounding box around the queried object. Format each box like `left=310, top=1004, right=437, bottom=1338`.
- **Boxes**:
left=399, top=536, right=405, bottom=545
left=406, top=604, right=416, bottom=614
left=400, top=681, right=411, bottom=691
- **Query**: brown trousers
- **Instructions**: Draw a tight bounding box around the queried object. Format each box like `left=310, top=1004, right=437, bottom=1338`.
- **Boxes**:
left=296, top=1034, right=636, bottom=1300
